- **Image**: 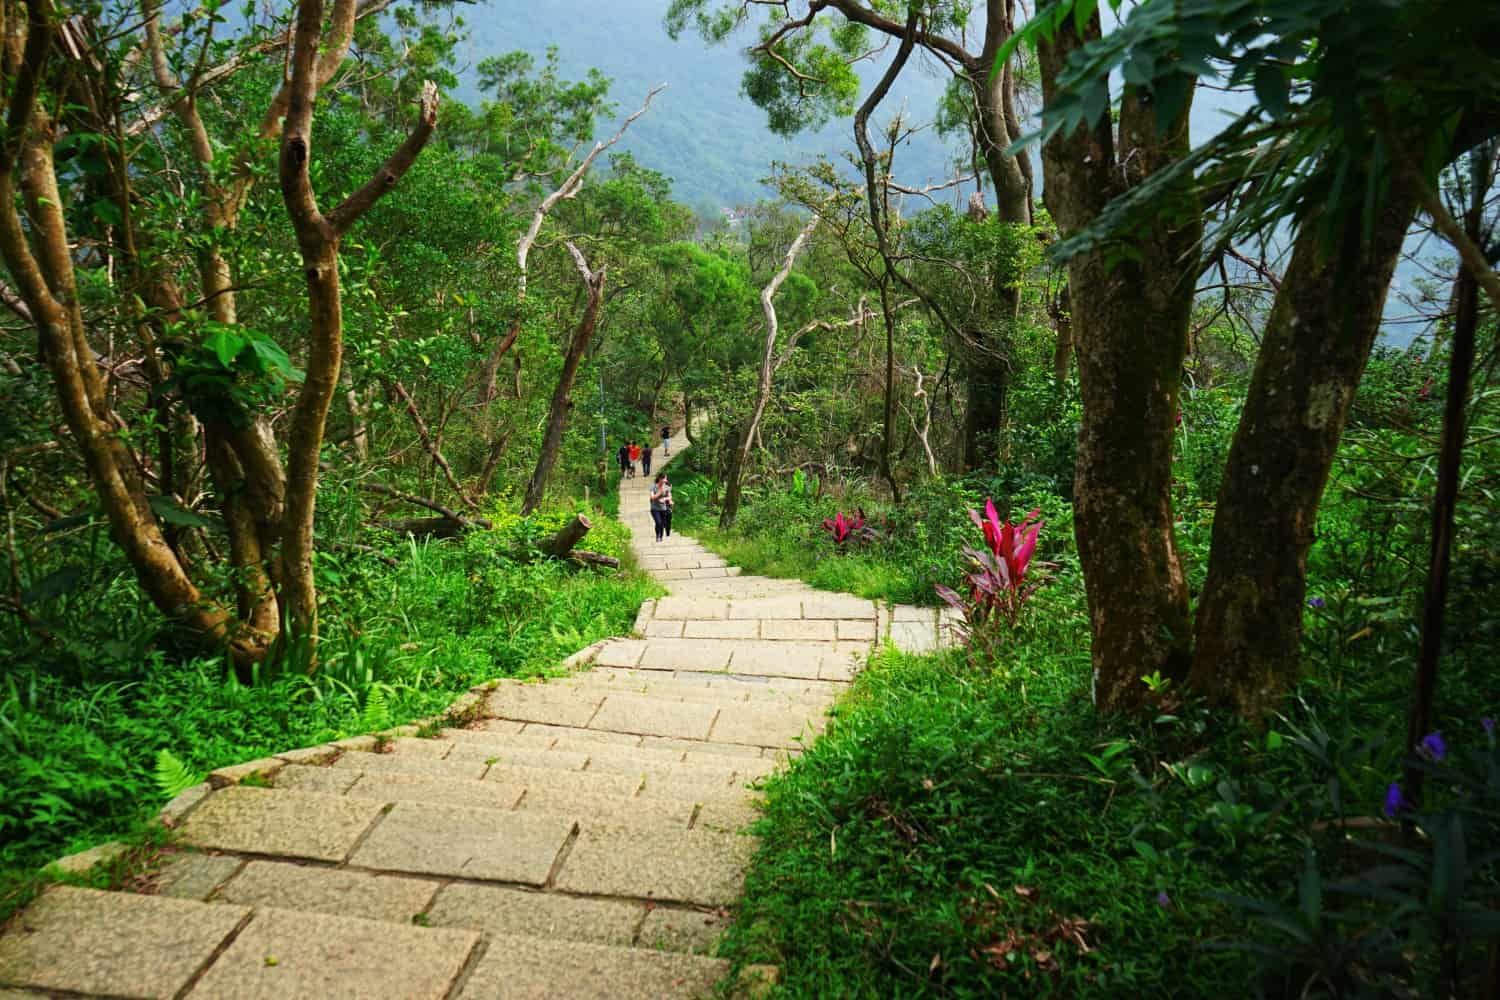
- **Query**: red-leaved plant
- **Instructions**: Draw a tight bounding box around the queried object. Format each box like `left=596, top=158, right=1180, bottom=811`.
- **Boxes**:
left=935, top=498, right=1044, bottom=640
left=821, top=509, right=878, bottom=549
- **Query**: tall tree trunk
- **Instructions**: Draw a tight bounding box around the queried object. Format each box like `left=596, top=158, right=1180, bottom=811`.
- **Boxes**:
left=279, top=0, right=438, bottom=650
left=1406, top=147, right=1489, bottom=799
left=342, top=366, right=369, bottom=460
left=1187, top=176, right=1420, bottom=715
left=721, top=214, right=819, bottom=528
left=0, top=19, right=246, bottom=657
left=521, top=244, right=606, bottom=516
left=1039, top=14, right=1200, bottom=712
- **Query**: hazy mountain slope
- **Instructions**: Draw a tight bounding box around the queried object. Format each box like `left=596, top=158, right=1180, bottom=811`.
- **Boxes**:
left=457, top=0, right=964, bottom=213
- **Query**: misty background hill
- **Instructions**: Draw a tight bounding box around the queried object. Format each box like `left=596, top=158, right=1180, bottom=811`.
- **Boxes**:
left=455, top=0, right=968, bottom=217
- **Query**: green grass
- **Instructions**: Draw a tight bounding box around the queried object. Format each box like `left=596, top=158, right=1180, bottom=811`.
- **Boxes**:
left=718, top=567, right=1500, bottom=997
left=0, top=501, right=662, bottom=915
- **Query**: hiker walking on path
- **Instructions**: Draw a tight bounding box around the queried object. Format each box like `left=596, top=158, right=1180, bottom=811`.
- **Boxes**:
left=617, top=441, right=630, bottom=478
left=628, top=441, right=642, bottom=478
left=641, top=441, right=654, bottom=477
left=661, top=425, right=671, bottom=455
left=650, top=472, right=674, bottom=541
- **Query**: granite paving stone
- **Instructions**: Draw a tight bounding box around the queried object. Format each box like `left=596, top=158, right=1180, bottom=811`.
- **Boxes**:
left=0, top=886, right=249, bottom=998
left=427, top=884, right=644, bottom=946
left=760, top=619, right=837, bottom=642
left=638, top=906, right=728, bottom=955
left=344, top=771, right=525, bottom=810
left=349, top=802, right=574, bottom=884
left=455, top=934, right=726, bottom=999
left=154, top=852, right=244, bottom=901
left=726, top=643, right=825, bottom=679
left=556, top=825, right=754, bottom=906
left=179, top=786, right=385, bottom=862
left=331, top=751, right=487, bottom=782
left=683, top=619, right=762, bottom=640
left=187, top=907, right=477, bottom=1000
left=217, top=860, right=438, bottom=923
left=588, top=694, right=720, bottom=739
left=711, top=705, right=825, bottom=749
left=636, top=639, right=735, bottom=673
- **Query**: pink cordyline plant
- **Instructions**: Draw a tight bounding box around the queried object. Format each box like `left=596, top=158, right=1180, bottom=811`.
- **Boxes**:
left=936, top=498, right=1044, bottom=637
left=821, top=509, right=876, bottom=549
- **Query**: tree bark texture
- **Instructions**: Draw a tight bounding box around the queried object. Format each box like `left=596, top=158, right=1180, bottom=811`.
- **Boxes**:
left=521, top=244, right=606, bottom=516
left=1038, top=14, right=1201, bottom=712
left=720, top=213, right=819, bottom=528
left=0, top=3, right=245, bottom=658
left=1187, top=176, right=1420, bottom=715
left=1406, top=148, right=1488, bottom=799
left=278, top=0, right=439, bottom=650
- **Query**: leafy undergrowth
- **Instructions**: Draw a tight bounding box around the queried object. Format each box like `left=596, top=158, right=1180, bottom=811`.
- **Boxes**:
left=673, top=469, right=1059, bottom=606
left=720, top=581, right=1499, bottom=998
left=0, top=503, right=660, bottom=911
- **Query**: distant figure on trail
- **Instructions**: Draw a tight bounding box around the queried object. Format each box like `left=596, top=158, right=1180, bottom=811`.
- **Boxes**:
left=650, top=472, right=674, bottom=542
left=628, top=441, right=642, bottom=477
left=641, top=442, right=654, bottom=477
left=617, top=441, right=630, bottom=478
left=661, top=425, right=671, bottom=455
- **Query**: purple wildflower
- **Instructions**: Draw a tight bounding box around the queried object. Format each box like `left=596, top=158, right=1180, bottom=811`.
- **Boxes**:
left=1383, top=782, right=1407, bottom=819
left=1307, top=597, right=1326, bottom=609
left=1156, top=890, right=1172, bottom=909
left=1484, top=718, right=1495, bottom=734
left=1420, top=731, right=1447, bottom=761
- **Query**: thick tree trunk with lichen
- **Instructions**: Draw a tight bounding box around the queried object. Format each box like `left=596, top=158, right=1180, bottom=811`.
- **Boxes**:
left=1189, top=175, right=1420, bottom=716
left=1039, top=13, right=1200, bottom=712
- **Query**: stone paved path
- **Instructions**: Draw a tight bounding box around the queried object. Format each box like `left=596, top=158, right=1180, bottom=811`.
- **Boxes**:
left=0, top=442, right=950, bottom=999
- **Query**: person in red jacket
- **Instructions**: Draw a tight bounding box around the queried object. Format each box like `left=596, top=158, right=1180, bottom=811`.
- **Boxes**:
left=627, top=441, right=642, bottom=478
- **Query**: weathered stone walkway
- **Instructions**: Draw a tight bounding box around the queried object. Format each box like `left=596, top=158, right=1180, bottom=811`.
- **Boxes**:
left=0, top=443, right=947, bottom=998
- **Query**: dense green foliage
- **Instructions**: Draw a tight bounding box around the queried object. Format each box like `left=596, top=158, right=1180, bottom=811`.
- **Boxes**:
left=1, top=498, right=658, bottom=899
left=692, top=340, right=1500, bottom=996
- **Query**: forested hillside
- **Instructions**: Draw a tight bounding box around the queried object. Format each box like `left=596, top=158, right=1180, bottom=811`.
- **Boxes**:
left=0, top=0, right=1497, bottom=996
left=460, top=0, right=961, bottom=211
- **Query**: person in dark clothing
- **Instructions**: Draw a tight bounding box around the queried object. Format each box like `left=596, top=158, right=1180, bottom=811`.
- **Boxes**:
left=616, top=442, right=629, bottom=477
left=650, top=473, right=673, bottom=541
left=661, top=425, right=671, bottom=455
left=641, top=442, right=654, bottom=477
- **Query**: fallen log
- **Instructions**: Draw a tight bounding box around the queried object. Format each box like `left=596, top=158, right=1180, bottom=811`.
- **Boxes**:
left=538, top=514, right=592, bottom=558
left=570, top=550, right=620, bottom=570
left=381, top=516, right=468, bottom=540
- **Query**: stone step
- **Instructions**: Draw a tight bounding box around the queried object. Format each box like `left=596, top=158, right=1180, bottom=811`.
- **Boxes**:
left=0, top=883, right=736, bottom=999
left=455, top=932, right=727, bottom=998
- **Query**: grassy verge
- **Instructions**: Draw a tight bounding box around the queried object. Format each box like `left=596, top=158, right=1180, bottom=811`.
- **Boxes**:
left=0, top=502, right=661, bottom=913
left=719, top=569, right=1500, bottom=997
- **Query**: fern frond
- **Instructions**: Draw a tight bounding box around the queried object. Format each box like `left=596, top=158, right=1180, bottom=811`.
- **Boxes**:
left=154, top=749, right=203, bottom=799
left=360, top=685, right=391, bottom=733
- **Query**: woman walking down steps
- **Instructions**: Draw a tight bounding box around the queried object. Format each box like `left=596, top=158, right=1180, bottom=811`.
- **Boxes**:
left=650, top=472, right=674, bottom=542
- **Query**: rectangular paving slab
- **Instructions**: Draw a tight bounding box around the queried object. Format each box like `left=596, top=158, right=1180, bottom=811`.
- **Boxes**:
left=588, top=694, right=720, bottom=739
left=485, top=689, right=603, bottom=729
left=426, top=884, right=643, bottom=947
left=333, top=751, right=488, bottom=782
left=710, top=705, right=825, bottom=750
left=0, top=886, right=249, bottom=998
left=345, top=771, right=526, bottom=811
left=217, top=860, right=439, bottom=923
left=555, top=825, right=754, bottom=906
left=682, top=619, right=761, bottom=640
left=592, top=638, right=648, bottom=668
left=349, top=801, right=574, bottom=884
left=187, top=907, right=478, bottom=1000
left=652, top=597, right=730, bottom=619
left=456, top=933, right=726, bottom=999
left=636, top=639, right=735, bottom=673
left=178, top=786, right=385, bottom=863
left=726, top=643, right=825, bottom=680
